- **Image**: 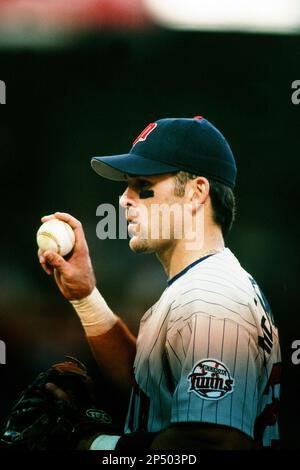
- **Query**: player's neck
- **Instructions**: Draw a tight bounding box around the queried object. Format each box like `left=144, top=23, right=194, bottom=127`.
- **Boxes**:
left=157, top=225, right=225, bottom=279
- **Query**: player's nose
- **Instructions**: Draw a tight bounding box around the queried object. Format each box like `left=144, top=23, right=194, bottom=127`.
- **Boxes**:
left=120, top=187, right=136, bottom=208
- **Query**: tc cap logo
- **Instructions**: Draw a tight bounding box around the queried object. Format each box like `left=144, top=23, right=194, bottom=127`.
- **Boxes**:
left=133, top=122, right=157, bottom=146
left=188, top=358, right=235, bottom=400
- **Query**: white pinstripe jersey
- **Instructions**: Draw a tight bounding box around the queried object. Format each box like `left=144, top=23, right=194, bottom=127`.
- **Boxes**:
left=124, top=248, right=281, bottom=448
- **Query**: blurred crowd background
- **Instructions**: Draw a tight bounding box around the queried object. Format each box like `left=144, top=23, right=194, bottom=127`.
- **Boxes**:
left=0, top=0, right=299, bottom=448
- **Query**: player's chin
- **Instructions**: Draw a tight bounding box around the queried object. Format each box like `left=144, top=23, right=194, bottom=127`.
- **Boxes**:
left=129, top=236, right=155, bottom=254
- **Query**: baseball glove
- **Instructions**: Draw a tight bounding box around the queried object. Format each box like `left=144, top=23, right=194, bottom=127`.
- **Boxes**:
left=0, top=356, right=116, bottom=450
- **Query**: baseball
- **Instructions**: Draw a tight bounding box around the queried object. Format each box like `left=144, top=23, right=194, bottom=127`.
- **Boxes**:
left=37, top=219, right=75, bottom=257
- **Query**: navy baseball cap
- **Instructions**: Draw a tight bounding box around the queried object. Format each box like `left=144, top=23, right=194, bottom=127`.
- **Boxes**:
left=91, top=116, right=237, bottom=188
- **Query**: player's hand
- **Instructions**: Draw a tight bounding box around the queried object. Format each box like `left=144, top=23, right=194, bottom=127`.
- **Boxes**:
left=38, top=212, right=96, bottom=300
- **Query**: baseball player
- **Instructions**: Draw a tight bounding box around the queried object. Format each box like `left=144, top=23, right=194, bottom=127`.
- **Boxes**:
left=39, top=117, right=281, bottom=450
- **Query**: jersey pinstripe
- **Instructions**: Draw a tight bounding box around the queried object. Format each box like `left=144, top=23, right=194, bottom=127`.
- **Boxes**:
left=124, top=248, right=281, bottom=448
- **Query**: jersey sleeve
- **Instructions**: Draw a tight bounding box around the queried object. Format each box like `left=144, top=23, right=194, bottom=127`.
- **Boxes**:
left=166, top=311, right=260, bottom=439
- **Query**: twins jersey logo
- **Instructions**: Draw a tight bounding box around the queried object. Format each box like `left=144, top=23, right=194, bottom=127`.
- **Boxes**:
left=188, top=359, right=235, bottom=401
left=132, top=122, right=157, bottom=146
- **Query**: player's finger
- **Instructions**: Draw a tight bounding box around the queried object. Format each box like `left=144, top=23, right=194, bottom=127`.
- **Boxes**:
left=40, top=261, right=53, bottom=276
left=38, top=249, right=54, bottom=275
left=52, top=212, right=82, bottom=230
left=41, top=214, right=56, bottom=223
left=45, top=382, right=69, bottom=402
left=43, top=250, right=68, bottom=271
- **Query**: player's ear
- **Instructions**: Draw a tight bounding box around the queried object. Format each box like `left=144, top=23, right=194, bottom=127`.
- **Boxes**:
left=189, top=177, right=209, bottom=212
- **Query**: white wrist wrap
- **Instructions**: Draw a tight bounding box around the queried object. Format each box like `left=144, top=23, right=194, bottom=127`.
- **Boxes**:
left=90, top=434, right=121, bottom=450
left=70, top=287, right=117, bottom=336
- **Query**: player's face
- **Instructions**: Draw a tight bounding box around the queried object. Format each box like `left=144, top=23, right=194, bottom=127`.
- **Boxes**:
left=120, top=174, right=185, bottom=254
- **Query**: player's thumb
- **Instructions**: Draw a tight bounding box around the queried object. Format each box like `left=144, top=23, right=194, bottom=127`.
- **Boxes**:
left=43, top=251, right=67, bottom=271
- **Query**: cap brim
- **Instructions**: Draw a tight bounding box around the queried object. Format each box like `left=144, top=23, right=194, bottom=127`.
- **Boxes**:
left=91, top=154, right=180, bottom=181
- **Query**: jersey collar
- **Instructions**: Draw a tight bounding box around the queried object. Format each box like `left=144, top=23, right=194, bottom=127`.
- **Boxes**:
left=167, top=254, right=214, bottom=287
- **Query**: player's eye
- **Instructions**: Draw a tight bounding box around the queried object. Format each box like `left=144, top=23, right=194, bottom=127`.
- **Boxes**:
left=133, top=179, right=152, bottom=190
left=139, top=180, right=152, bottom=189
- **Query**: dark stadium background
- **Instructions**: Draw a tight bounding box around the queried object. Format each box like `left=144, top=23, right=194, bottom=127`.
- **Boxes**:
left=0, top=29, right=299, bottom=448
